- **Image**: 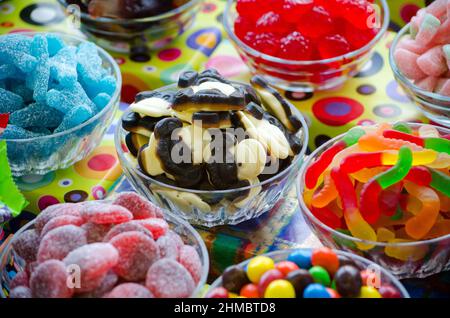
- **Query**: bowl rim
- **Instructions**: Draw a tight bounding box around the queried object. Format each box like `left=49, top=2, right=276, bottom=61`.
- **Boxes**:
left=114, top=82, right=309, bottom=195
left=389, top=23, right=450, bottom=103
left=223, top=0, right=390, bottom=66
left=57, top=0, right=203, bottom=24
left=207, top=248, right=410, bottom=298
left=0, top=201, right=210, bottom=299
left=0, top=31, right=122, bottom=143
left=297, top=122, right=450, bottom=248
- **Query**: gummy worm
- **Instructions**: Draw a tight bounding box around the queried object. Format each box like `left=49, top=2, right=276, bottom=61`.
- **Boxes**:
left=311, top=205, right=342, bottom=230
left=305, top=128, right=366, bottom=189
left=311, top=174, right=337, bottom=208
left=383, top=130, right=450, bottom=155
left=358, top=133, right=422, bottom=152
left=359, top=147, right=413, bottom=224
left=404, top=166, right=450, bottom=197
left=330, top=167, right=376, bottom=249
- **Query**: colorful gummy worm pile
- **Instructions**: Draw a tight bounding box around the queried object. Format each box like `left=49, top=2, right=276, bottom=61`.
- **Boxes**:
left=207, top=247, right=402, bottom=298
left=303, top=122, right=450, bottom=254
left=234, top=0, right=379, bottom=60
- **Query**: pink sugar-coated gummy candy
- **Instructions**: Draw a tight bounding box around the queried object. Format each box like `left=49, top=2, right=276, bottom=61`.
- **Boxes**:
left=113, top=192, right=163, bottom=219
left=397, top=35, right=427, bottom=55
left=157, top=235, right=180, bottom=260
left=410, top=9, right=426, bottom=38
left=416, top=76, right=439, bottom=92
left=34, top=203, right=81, bottom=234
left=79, top=270, right=119, bottom=298
left=394, top=48, right=427, bottom=80
left=426, top=0, right=448, bottom=20
left=82, top=222, right=113, bottom=243
left=37, top=225, right=87, bottom=262
left=178, top=245, right=202, bottom=284
left=110, top=231, right=160, bottom=281
left=433, top=19, right=450, bottom=44
left=103, top=221, right=153, bottom=242
left=104, top=283, right=154, bottom=298
left=443, top=45, right=450, bottom=69
left=12, top=229, right=40, bottom=263
left=136, top=218, right=169, bottom=240
left=63, top=243, right=119, bottom=293
left=416, top=13, right=441, bottom=47
left=145, top=259, right=195, bottom=298
left=10, top=271, right=29, bottom=289
left=40, top=215, right=85, bottom=237
left=437, top=79, right=450, bottom=96
left=30, top=260, right=74, bottom=298
left=80, top=203, right=133, bottom=225
left=417, top=46, right=448, bottom=77
left=9, top=286, right=32, bottom=298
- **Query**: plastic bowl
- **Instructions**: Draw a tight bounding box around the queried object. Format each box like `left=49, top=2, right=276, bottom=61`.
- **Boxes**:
left=223, top=0, right=389, bottom=93
left=115, top=83, right=309, bottom=227
left=0, top=32, right=121, bottom=177
left=389, top=24, right=450, bottom=128
left=0, top=204, right=209, bottom=298
left=57, top=0, right=203, bottom=55
left=297, top=123, right=450, bottom=279
left=207, top=248, right=410, bottom=298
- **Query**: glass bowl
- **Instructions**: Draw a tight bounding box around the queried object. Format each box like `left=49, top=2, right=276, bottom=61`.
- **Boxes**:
left=389, top=24, right=450, bottom=128
left=115, top=83, right=309, bottom=227
left=297, top=123, right=450, bottom=279
left=223, top=0, right=389, bottom=93
left=207, top=248, right=410, bottom=298
left=0, top=32, right=121, bottom=177
left=0, top=202, right=209, bottom=298
left=58, top=0, right=203, bottom=55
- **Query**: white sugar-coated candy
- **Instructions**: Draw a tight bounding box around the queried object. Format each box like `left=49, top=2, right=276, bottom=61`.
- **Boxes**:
left=394, top=48, right=427, bottom=81
left=417, top=46, right=448, bottom=77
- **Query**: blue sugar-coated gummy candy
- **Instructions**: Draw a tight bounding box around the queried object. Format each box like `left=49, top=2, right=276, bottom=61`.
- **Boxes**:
left=0, top=64, right=17, bottom=80
left=0, top=88, right=25, bottom=113
left=1, top=124, right=43, bottom=139
left=55, top=104, right=94, bottom=133
left=303, top=284, right=331, bottom=298
left=0, top=80, right=5, bottom=89
left=9, top=103, right=64, bottom=129
left=46, top=82, right=96, bottom=113
left=0, top=35, right=37, bottom=73
left=27, top=126, right=52, bottom=135
left=9, top=83, right=34, bottom=104
left=46, top=34, right=65, bottom=56
left=77, top=42, right=103, bottom=85
left=50, top=46, right=78, bottom=86
left=93, top=93, right=111, bottom=111
left=287, top=250, right=312, bottom=269
left=30, top=34, right=49, bottom=60
left=26, top=61, right=50, bottom=104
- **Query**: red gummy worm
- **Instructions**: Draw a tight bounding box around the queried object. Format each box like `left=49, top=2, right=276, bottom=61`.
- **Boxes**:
left=405, top=166, right=432, bottom=186
left=340, top=152, right=383, bottom=174
left=305, top=141, right=346, bottom=189
left=359, top=180, right=382, bottom=224
left=379, top=182, right=403, bottom=217
left=311, top=206, right=342, bottom=229
left=330, top=167, right=358, bottom=211
left=0, top=113, right=9, bottom=129
left=382, top=130, right=425, bottom=147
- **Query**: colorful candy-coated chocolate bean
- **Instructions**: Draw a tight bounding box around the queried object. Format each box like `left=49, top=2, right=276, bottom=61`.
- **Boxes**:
left=358, top=286, right=381, bottom=298
left=286, top=269, right=314, bottom=298
left=275, top=261, right=299, bottom=276
left=309, top=266, right=331, bottom=286
left=303, top=283, right=331, bottom=298
left=287, top=249, right=312, bottom=269
left=222, top=265, right=250, bottom=294
left=207, top=287, right=229, bottom=298
left=258, top=269, right=284, bottom=295
left=326, top=288, right=341, bottom=298
left=263, top=280, right=296, bottom=298
left=334, top=265, right=362, bottom=297
left=240, top=283, right=260, bottom=298
left=311, top=247, right=339, bottom=275
left=246, top=256, right=275, bottom=283
left=378, top=285, right=401, bottom=298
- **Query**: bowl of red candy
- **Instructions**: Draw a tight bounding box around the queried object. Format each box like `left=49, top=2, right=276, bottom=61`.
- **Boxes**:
left=223, top=0, right=389, bottom=92
left=0, top=193, right=209, bottom=298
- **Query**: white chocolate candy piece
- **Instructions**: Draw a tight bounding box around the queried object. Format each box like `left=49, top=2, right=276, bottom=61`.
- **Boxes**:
left=235, top=139, right=266, bottom=180
left=138, top=133, right=165, bottom=176
left=154, top=189, right=211, bottom=213
left=130, top=97, right=172, bottom=118
left=191, top=81, right=237, bottom=96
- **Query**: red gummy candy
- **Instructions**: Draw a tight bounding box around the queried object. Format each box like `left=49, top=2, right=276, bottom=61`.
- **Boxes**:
left=113, top=192, right=162, bottom=219
left=34, top=203, right=81, bottom=234
left=318, top=34, right=351, bottom=59
left=234, top=16, right=253, bottom=40
left=279, top=31, right=313, bottom=60
left=236, top=0, right=271, bottom=21
left=103, top=222, right=153, bottom=242
left=344, top=21, right=377, bottom=49
left=63, top=243, right=119, bottom=293
left=256, top=11, right=286, bottom=34
left=9, top=286, right=32, bottom=298
left=157, top=234, right=181, bottom=260
left=37, top=225, right=87, bottom=262
left=82, top=222, right=113, bottom=243
left=136, top=218, right=169, bottom=240
left=379, top=285, right=401, bottom=298
left=30, top=260, right=73, bottom=298
left=105, top=283, right=154, bottom=298
left=297, top=6, right=334, bottom=39
left=178, top=245, right=202, bottom=284
left=331, top=0, right=374, bottom=30
left=110, top=231, right=159, bottom=281
left=254, top=32, right=280, bottom=56
left=281, top=0, right=314, bottom=23
left=10, top=271, right=29, bottom=289
left=12, top=229, right=40, bottom=263
left=80, top=270, right=119, bottom=298
left=145, top=259, right=195, bottom=298
left=40, top=215, right=85, bottom=237
left=80, top=203, right=133, bottom=225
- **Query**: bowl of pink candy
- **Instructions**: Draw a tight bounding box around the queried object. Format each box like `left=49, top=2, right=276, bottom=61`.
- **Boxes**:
left=390, top=0, right=450, bottom=127
left=223, top=0, right=389, bottom=92
left=298, top=122, right=450, bottom=279
left=0, top=32, right=121, bottom=176
left=0, top=192, right=209, bottom=298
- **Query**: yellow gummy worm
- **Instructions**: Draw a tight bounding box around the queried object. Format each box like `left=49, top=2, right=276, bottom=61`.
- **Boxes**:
left=385, top=239, right=429, bottom=261
left=358, top=133, right=423, bottom=152
left=382, top=149, right=438, bottom=166
left=352, top=167, right=388, bottom=183
left=377, top=227, right=395, bottom=242
left=345, top=207, right=377, bottom=250
left=426, top=153, right=450, bottom=169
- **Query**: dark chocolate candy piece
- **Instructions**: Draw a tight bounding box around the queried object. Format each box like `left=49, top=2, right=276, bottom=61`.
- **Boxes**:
left=125, top=132, right=149, bottom=157
left=334, top=266, right=363, bottom=298
left=240, top=84, right=261, bottom=105
left=222, top=266, right=250, bottom=294
left=245, top=102, right=264, bottom=120
left=286, top=269, right=314, bottom=298
left=192, top=111, right=231, bottom=128
left=122, top=112, right=141, bottom=131
left=178, top=70, right=199, bottom=88
left=196, top=69, right=230, bottom=84
left=135, top=90, right=176, bottom=103
left=262, top=112, right=303, bottom=155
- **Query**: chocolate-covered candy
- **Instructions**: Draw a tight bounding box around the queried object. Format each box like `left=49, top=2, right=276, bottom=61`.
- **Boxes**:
left=130, top=94, right=173, bottom=118
left=122, top=112, right=162, bottom=137
left=222, top=266, right=250, bottom=294
left=286, top=269, right=314, bottom=298
left=192, top=111, right=232, bottom=128
left=263, top=112, right=303, bottom=155
left=125, top=132, right=149, bottom=157
left=138, top=133, right=165, bottom=177
left=334, top=265, right=363, bottom=297
left=178, top=71, right=199, bottom=88
left=235, top=139, right=266, bottom=180
left=231, top=178, right=261, bottom=208
left=122, top=112, right=141, bottom=131
left=196, top=69, right=230, bottom=84
left=245, top=102, right=264, bottom=120
left=135, top=90, right=176, bottom=104
left=337, top=255, right=358, bottom=268
left=241, top=84, right=261, bottom=105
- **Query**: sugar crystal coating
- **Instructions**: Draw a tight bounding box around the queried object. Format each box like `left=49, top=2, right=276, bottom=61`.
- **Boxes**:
left=81, top=222, right=113, bottom=243
left=9, top=102, right=64, bottom=129
left=40, top=214, right=85, bottom=237
left=157, top=234, right=180, bottom=260
left=12, top=229, right=40, bottom=263
left=105, top=283, right=154, bottom=298
left=9, top=286, right=32, bottom=299
left=10, top=270, right=30, bottom=289
left=34, top=203, right=81, bottom=234
left=135, top=218, right=168, bottom=239
left=103, top=222, right=153, bottom=242
left=112, top=192, right=161, bottom=219
left=80, top=202, right=133, bottom=224
left=79, top=270, right=118, bottom=298
left=30, top=260, right=73, bottom=298
left=178, top=245, right=202, bottom=284
left=37, top=225, right=87, bottom=262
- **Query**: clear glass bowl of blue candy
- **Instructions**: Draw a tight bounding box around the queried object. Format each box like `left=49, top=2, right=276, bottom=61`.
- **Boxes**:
left=58, top=0, right=203, bottom=58
left=0, top=32, right=122, bottom=176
